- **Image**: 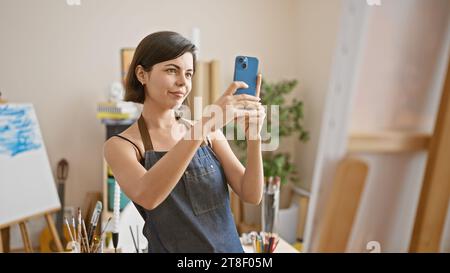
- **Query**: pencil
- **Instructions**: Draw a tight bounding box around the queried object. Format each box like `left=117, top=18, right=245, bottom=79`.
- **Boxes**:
left=129, top=226, right=138, bottom=253
left=90, top=236, right=96, bottom=253
left=90, top=235, right=100, bottom=253
left=64, top=217, right=75, bottom=242
left=77, top=208, right=82, bottom=247
left=136, top=225, right=139, bottom=253
left=99, top=217, right=112, bottom=238
left=260, top=236, right=264, bottom=253
left=82, top=219, right=90, bottom=253
left=272, top=238, right=279, bottom=253
left=268, top=237, right=274, bottom=253
left=92, top=217, right=111, bottom=253
left=71, top=217, right=77, bottom=242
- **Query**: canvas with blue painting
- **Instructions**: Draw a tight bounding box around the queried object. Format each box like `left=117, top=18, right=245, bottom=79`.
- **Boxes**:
left=0, top=104, right=42, bottom=157
left=0, top=104, right=60, bottom=227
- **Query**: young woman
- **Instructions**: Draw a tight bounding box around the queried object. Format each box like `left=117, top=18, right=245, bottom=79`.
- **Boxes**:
left=104, top=31, right=265, bottom=253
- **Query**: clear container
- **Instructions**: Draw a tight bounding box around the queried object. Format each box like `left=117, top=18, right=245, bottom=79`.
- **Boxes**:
left=261, top=177, right=280, bottom=233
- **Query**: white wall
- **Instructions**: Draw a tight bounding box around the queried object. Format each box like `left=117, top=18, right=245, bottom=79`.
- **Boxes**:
left=0, top=0, right=301, bottom=210
left=293, top=0, right=343, bottom=191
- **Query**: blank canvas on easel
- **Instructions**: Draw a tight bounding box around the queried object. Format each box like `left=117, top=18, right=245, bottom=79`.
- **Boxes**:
left=0, top=103, right=60, bottom=228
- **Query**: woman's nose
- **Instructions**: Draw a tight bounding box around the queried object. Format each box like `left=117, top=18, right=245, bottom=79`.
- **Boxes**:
left=176, top=74, right=187, bottom=86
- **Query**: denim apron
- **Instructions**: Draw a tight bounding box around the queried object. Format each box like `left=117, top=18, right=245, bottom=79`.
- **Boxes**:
left=131, top=115, right=243, bottom=253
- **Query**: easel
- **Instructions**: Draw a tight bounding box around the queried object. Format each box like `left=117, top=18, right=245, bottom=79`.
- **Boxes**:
left=316, top=158, right=368, bottom=252
left=0, top=209, right=63, bottom=253
left=0, top=98, right=64, bottom=252
left=409, top=54, right=450, bottom=252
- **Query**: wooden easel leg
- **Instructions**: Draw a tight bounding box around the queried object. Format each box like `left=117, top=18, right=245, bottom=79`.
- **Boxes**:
left=19, top=222, right=33, bottom=253
left=316, top=158, right=368, bottom=252
left=296, top=197, right=309, bottom=241
left=44, top=213, right=64, bottom=252
left=410, top=57, right=450, bottom=252
left=1, top=227, right=10, bottom=253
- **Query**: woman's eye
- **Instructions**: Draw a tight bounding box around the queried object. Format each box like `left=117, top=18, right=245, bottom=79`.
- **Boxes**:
left=167, top=68, right=177, bottom=74
left=186, top=73, right=193, bottom=79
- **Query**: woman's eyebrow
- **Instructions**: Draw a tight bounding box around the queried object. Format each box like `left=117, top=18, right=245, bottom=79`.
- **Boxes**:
left=164, top=64, right=193, bottom=71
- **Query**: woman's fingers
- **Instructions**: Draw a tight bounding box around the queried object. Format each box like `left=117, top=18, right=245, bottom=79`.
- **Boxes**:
left=234, top=108, right=259, bottom=117
left=235, top=104, right=265, bottom=116
left=234, top=100, right=261, bottom=110
left=234, top=94, right=261, bottom=102
left=255, top=74, right=262, bottom=98
left=224, top=81, right=249, bottom=96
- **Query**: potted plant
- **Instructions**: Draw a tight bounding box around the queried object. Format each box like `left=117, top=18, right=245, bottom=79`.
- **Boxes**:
left=227, top=79, right=309, bottom=242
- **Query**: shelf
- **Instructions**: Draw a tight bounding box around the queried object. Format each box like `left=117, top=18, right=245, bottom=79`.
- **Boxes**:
left=100, top=118, right=136, bottom=125
left=101, top=122, right=135, bottom=231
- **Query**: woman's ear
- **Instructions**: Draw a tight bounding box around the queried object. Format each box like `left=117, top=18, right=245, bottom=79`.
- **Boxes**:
left=135, top=65, right=148, bottom=85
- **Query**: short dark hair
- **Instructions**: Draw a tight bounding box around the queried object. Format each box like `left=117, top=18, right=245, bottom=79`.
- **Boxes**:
left=124, top=31, right=197, bottom=103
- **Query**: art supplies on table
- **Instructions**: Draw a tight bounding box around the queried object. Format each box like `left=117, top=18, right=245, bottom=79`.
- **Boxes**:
left=249, top=231, right=280, bottom=253
left=87, top=201, right=102, bottom=244
left=62, top=203, right=106, bottom=253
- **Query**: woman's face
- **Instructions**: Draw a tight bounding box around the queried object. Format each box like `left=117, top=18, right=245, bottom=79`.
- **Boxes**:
left=144, top=52, right=194, bottom=109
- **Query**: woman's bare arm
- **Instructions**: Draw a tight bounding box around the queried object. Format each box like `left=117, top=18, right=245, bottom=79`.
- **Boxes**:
left=104, top=117, right=207, bottom=210
left=210, top=130, right=263, bottom=205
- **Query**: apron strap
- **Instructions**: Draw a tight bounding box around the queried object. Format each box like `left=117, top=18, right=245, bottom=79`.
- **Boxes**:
left=138, top=114, right=154, bottom=151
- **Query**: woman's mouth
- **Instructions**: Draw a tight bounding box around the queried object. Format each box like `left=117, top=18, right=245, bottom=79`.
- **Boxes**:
left=169, top=91, right=185, bottom=98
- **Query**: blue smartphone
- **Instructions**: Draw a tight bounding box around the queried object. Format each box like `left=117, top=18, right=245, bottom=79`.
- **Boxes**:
left=233, top=56, right=259, bottom=96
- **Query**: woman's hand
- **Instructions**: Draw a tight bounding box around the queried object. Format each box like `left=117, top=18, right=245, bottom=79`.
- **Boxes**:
left=236, top=74, right=266, bottom=140
left=204, top=80, right=262, bottom=132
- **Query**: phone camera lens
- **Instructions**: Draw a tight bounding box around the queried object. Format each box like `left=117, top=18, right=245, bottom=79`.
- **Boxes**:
left=239, top=58, right=244, bottom=63
left=242, top=63, right=247, bottom=69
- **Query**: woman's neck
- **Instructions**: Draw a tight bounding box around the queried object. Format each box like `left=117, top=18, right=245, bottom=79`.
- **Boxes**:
left=141, top=99, right=177, bottom=130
